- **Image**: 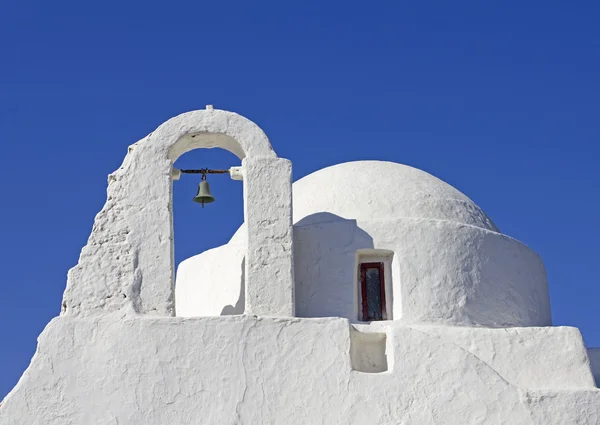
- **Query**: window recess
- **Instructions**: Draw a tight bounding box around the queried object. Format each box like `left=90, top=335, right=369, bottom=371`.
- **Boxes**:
left=359, top=262, right=386, bottom=321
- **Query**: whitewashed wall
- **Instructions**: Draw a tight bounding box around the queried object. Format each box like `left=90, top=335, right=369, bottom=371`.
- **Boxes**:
left=62, top=108, right=294, bottom=318
left=177, top=161, right=551, bottom=327
left=1, top=316, right=598, bottom=424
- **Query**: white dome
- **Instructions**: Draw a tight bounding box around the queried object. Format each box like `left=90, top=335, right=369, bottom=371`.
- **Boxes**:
left=230, top=160, right=497, bottom=243
left=292, top=161, right=498, bottom=231
left=180, top=160, right=549, bottom=328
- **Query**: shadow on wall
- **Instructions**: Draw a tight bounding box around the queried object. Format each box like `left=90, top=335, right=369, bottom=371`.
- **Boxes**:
left=221, top=258, right=245, bottom=315
left=294, top=212, right=374, bottom=320
left=218, top=213, right=375, bottom=319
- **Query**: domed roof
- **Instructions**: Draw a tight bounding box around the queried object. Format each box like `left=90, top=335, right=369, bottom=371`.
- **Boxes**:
left=230, top=161, right=497, bottom=244
left=292, top=161, right=498, bottom=231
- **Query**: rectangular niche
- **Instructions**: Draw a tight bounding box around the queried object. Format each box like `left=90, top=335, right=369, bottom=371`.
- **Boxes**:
left=355, top=249, right=394, bottom=322
left=350, top=327, right=388, bottom=373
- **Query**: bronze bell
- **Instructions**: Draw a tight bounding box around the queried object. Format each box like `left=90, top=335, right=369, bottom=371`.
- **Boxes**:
left=193, top=180, right=215, bottom=207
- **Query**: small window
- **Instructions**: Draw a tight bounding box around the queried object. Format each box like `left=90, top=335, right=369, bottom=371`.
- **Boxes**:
left=359, top=262, right=386, bottom=321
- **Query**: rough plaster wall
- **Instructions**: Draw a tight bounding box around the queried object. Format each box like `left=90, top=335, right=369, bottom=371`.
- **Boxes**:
left=383, top=218, right=551, bottom=327
left=179, top=215, right=549, bottom=327
left=4, top=316, right=598, bottom=425
left=523, top=390, right=600, bottom=424
left=243, top=157, right=294, bottom=316
left=589, top=348, right=600, bottom=387
left=418, top=325, right=596, bottom=389
left=63, top=137, right=174, bottom=317
left=62, top=108, right=294, bottom=319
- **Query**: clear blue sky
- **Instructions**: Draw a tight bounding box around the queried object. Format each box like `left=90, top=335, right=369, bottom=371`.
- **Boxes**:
left=1, top=1, right=599, bottom=399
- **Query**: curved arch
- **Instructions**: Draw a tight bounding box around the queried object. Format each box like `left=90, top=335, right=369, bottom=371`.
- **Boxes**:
left=62, top=108, right=294, bottom=318
left=158, top=109, right=276, bottom=161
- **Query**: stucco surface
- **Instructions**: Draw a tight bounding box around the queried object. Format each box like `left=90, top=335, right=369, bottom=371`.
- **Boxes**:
left=242, top=156, right=294, bottom=316
left=63, top=108, right=294, bottom=319
left=418, top=325, right=595, bottom=389
left=2, top=316, right=598, bottom=425
left=523, top=390, right=600, bottom=424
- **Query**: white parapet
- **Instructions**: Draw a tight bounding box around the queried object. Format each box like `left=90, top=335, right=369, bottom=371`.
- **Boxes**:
left=1, top=316, right=598, bottom=424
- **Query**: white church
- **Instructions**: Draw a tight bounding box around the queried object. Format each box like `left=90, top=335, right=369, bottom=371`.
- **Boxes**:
left=1, top=107, right=599, bottom=424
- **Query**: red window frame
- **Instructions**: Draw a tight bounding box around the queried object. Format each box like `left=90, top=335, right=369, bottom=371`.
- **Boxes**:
left=359, top=262, right=386, bottom=321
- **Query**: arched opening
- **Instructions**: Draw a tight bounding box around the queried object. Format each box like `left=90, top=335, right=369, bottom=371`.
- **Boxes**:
left=164, top=119, right=294, bottom=318
left=171, top=147, right=245, bottom=317
left=63, top=109, right=294, bottom=319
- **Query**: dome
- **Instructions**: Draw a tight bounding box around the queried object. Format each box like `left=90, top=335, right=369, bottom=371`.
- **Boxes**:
left=229, top=161, right=497, bottom=244
left=180, top=159, right=549, bottom=328
left=292, top=161, right=498, bottom=231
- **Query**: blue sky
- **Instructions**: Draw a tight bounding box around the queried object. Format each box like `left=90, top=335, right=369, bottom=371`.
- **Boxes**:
left=1, top=1, right=599, bottom=398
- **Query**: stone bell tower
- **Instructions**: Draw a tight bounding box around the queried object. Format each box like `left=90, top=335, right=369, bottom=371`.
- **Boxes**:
left=62, top=106, right=295, bottom=318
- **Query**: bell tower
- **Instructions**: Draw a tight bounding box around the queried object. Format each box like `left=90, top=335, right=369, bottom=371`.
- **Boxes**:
left=61, top=106, right=295, bottom=317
